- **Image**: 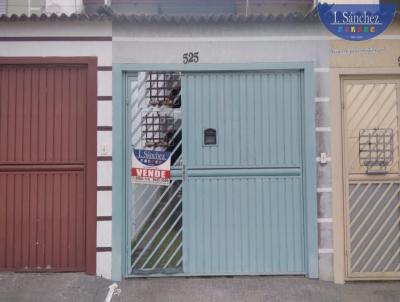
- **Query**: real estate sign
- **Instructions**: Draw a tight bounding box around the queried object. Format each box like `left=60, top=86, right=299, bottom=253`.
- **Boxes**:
left=318, top=3, right=395, bottom=41
left=131, top=149, right=171, bottom=186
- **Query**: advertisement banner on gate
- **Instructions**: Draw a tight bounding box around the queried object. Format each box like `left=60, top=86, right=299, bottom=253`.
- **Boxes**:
left=131, top=148, right=171, bottom=186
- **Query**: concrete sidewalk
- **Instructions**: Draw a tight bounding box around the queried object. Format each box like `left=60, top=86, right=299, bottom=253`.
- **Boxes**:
left=0, top=273, right=399, bottom=302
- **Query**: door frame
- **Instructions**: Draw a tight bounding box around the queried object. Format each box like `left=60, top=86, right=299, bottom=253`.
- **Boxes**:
left=112, top=62, right=318, bottom=281
left=0, top=57, right=98, bottom=274
left=331, top=67, right=400, bottom=284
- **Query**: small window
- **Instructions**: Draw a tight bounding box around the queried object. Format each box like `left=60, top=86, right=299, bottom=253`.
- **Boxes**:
left=204, top=128, right=217, bottom=145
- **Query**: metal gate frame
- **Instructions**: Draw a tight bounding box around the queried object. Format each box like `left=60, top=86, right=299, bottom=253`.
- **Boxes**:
left=341, top=75, right=400, bottom=281
left=112, top=62, right=318, bottom=281
left=331, top=69, right=400, bottom=284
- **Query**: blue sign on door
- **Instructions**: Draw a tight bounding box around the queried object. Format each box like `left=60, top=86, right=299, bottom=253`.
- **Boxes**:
left=318, top=3, right=395, bottom=41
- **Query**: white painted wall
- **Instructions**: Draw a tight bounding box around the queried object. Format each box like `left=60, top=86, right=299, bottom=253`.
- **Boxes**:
left=46, top=0, right=84, bottom=15
left=113, top=22, right=331, bottom=66
left=0, top=21, right=113, bottom=279
left=113, top=20, right=334, bottom=280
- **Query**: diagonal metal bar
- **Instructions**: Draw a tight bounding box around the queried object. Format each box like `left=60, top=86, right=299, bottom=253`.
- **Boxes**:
left=172, top=155, right=182, bottom=167
left=170, top=141, right=182, bottom=156
left=355, top=211, right=399, bottom=272
left=353, top=214, right=400, bottom=272
left=351, top=184, right=400, bottom=247
left=142, top=212, right=182, bottom=269
left=346, top=84, right=395, bottom=165
left=348, top=97, right=398, bottom=170
left=345, top=84, right=364, bottom=111
left=132, top=74, right=146, bottom=94
left=135, top=183, right=167, bottom=219
left=164, top=242, right=183, bottom=269
left=130, top=105, right=145, bottom=126
left=369, top=225, right=400, bottom=273
left=130, top=80, right=147, bottom=108
left=134, top=185, right=158, bottom=212
left=152, top=228, right=182, bottom=269
left=347, top=84, right=374, bottom=114
left=395, top=260, right=400, bottom=272
left=349, top=183, right=372, bottom=213
left=351, top=192, right=400, bottom=270
left=134, top=182, right=182, bottom=237
left=131, top=184, right=181, bottom=254
left=382, top=239, right=400, bottom=272
left=131, top=195, right=182, bottom=268
left=348, top=84, right=391, bottom=131
left=348, top=183, right=361, bottom=201
left=346, top=83, right=354, bottom=94
left=350, top=183, right=390, bottom=229
left=350, top=184, right=399, bottom=252
left=167, top=127, right=182, bottom=145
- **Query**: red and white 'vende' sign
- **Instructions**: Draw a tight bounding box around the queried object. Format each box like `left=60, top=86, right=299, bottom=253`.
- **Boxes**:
left=131, top=149, right=171, bottom=186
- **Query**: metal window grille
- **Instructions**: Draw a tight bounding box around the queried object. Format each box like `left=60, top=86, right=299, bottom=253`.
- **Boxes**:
left=146, top=72, right=181, bottom=107
left=141, top=111, right=175, bottom=147
left=359, top=128, right=394, bottom=173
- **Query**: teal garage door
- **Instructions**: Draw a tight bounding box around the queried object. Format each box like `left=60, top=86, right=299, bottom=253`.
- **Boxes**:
left=182, top=71, right=306, bottom=275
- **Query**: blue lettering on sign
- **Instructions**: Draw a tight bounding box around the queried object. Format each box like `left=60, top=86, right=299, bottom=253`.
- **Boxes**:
left=318, top=3, right=395, bottom=41
left=134, top=148, right=170, bottom=166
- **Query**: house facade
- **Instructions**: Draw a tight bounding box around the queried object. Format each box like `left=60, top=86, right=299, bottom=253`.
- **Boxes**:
left=0, top=0, right=399, bottom=284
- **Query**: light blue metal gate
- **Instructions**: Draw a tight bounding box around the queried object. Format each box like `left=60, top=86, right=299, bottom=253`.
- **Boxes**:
left=182, top=71, right=306, bottom=275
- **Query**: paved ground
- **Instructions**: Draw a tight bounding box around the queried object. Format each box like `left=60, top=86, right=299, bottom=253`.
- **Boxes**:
left=0, top=273, right=399, bottom=302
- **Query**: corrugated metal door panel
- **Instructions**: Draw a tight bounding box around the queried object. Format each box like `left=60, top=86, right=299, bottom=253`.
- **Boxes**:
left=184, top=71, right=302, bottom=169
left=0, top=64, right=88, bottom=272
left=184, top=177, right=305, bottom=274
left=0, top=172, right=85, bottom=271
left=0, top=65, right=86, bottom=164
left=182, top=71, right=305, bottom=275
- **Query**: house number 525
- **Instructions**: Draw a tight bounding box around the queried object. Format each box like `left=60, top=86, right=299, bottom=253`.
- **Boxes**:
left=183, top=52, right=199, bottom=64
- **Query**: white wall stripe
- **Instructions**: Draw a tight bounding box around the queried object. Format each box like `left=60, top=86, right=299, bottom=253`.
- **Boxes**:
left=318, top=248, right=334, bottom=254
left=318, top=218, right=333, bottom=223
left=98, top=101, right=113, bottom=127
left=114, top=36, right=333, bottom=42
left=96, top=252, right=112, bottom=279
left=316, top=156, right=332, bottom=162
left=97, top=191, right=112, bottom=217
left=97, top=131, right=112, bottom=157
left=98, top=71, right=112, bottom=97
left=97, top=161, right=112, bottom=187
left=317, top=187, right=332, bottom=193
left=315, top=97, right=330, bottom=102
left=97, top=221, right=112, bottom=247
left=316, top=127, right=331, bottom=132
left=113, top=35, right=400, bottom=43
left=314, top=68, right=330, bottom=73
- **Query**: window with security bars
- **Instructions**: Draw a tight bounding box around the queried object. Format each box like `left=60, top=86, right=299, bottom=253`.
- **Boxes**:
left=141, top=111, right=176, bottom=147
left=146, top=72, right=181, bottom=108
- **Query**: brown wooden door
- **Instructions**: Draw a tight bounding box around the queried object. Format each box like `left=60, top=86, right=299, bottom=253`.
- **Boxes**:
left=0, top=60, right=97, bottom=273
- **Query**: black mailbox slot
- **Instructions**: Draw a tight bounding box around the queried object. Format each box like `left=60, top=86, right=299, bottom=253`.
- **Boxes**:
left=204, top=128, right=217, bottom=145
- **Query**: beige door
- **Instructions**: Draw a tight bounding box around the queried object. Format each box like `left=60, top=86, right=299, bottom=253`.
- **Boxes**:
left=342, top=77, right=400, bottom=280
